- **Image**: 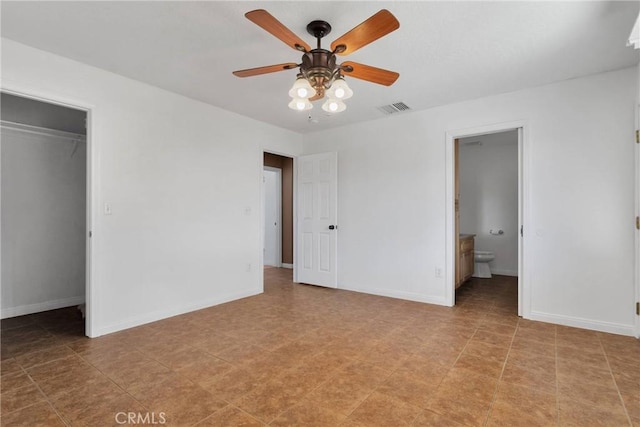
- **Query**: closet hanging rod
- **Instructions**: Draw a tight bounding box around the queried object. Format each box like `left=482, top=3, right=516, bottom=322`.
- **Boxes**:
left=0, top=120, right=86, bottom=141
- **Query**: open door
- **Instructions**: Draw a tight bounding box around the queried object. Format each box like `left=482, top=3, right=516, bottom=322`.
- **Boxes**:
left=454, top=139, right=460, bottom=290
left=295, top=152, right=338, bottom=288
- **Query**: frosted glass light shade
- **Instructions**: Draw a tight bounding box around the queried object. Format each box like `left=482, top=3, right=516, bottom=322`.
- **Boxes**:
left=288, top=97, right=313, bottom=111
left=328, top=78, right=353, bottom=100
left=288, top=77, right=314, bottom=99
left=321, top=98, right=346, bottom=113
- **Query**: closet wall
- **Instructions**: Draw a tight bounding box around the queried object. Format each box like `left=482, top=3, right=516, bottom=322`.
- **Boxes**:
left=1, top=93, right=87, bottom=318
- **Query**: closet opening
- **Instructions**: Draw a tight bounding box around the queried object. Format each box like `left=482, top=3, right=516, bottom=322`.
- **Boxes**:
left=1, top=92, right=89, bottom=337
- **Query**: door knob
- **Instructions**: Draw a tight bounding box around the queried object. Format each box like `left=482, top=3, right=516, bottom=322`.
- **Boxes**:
left=328, top=225, right=336, bottom=230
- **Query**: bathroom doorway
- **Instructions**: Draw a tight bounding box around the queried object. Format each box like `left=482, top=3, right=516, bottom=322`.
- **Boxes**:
left=446, top=123, right=527, bottom=317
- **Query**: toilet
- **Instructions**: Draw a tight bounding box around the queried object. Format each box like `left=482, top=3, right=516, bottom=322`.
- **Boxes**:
left=473, top=250, right=495, bottom=278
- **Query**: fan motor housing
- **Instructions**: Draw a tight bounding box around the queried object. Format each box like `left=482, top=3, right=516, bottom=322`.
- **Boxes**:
left=301, top=49, right=338, bottom=89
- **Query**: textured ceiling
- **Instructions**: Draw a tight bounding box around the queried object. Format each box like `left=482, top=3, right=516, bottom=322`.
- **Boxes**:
left=2, top=1, right=638, bottom=134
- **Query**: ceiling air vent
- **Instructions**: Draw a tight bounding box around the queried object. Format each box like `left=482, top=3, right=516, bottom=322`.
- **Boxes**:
left=377, top=102, right=411, bottom=115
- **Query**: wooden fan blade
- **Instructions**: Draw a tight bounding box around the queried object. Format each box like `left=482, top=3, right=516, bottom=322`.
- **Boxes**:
left=341, top=61, right=399, bottom=86
left=233, top=63, right=298, bottom=78
left=330, top=10, right=399, bottom=56
left=246, top=9, right=311, bottom=52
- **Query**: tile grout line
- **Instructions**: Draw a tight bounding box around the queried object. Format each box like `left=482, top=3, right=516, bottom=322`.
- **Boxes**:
left=70, top=349, right=158, bottom=424
left=265, top=360, right=346, bottom=425
left=26, top=371, right=71, bottom=427
left=315, top=355, right=395, bottom=424
left=598, top=334, right=633, bottom=427
left=2, top=348, right=74, bottom=422
left=481, top=320, right=518, bottom=427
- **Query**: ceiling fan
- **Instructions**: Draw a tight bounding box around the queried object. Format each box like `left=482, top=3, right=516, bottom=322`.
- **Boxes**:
left=232, top=9, right=400, bottom=113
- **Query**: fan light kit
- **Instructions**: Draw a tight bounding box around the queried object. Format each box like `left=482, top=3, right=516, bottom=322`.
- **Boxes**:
left=233, top=9, right=400, bottom=114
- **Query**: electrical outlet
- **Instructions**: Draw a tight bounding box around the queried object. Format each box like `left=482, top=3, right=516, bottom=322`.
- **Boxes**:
left=246, top=263, right=252, bottom=272
left=435, top=267, right=443, bottom=278
left=104, top=203, right=112, bottom=215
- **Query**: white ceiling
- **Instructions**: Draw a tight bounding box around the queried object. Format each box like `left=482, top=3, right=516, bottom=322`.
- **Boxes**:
left=2, top=1, right=638, bottom=134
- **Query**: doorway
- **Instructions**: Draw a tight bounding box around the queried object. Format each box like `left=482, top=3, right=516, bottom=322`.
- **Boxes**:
left=455, top=130, right=519, bottom=310
left=1, top=92, right=90, bottom=333
left=262, top=152, right=294, bottom=270
left=446, top=122, right=528, bottom=316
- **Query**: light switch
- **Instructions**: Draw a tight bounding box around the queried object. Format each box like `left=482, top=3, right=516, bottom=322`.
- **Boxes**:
left=104, top=203, right=112, bottom=215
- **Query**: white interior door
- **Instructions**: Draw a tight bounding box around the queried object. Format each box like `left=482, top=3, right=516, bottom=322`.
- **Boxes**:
left=296, top=152, right=338, bottom=288
left=263, top=167, right=281, bottom=267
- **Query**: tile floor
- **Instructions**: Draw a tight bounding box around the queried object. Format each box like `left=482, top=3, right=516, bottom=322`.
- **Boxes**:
left=1, top=268, right=638, bottom=426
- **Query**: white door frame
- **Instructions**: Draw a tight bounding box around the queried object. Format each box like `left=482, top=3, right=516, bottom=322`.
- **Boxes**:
left=636, top=127, right=640, bottom=338
left=635, top=81, right=640, bottom=338
left=445, top=121, right=530, bottom=318
left=263, top=166, right=282, bottom=267
left=1, top=84, right=97, bottom=337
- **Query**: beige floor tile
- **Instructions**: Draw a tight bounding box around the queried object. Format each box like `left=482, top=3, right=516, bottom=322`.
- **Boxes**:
left=343, top=391, right=421, bottom=427
left=426, top=391, right=492, bottom=427
left=271, top=399, right=345, bottom=426
left=2, top=272, right=638, bottom=426
left=0, top=383, right=46, bottom=414
left=491, top=382, right=557, bottom=425
left=487, top=400, right=557, bottom=427
left=0, top=372, right=33, bottom=393
left=200, top=367, right=264, bottom=403
left=559, top=397, right=630, bottom=427
left=0, top=401, right=65, bottom=427
left=233, top=379, right=301, bottom=423
left=194, top=405, right=264, bottom=426
left=376, top=369, right=439, bottom=408
left=26, top=354, right=91, bottom=382
left=436, top=367, right=499, bottom=404
left=306, top=375, right=373, bottom=416
left=454, top=352, right=505, bottom=377
left=412, top=409, right=468, bottom=426
left=335, top=360, right=394, bottom=388
left=501, top=362, right=557, bottom=394
left=0, top=358, right=22, bottom=377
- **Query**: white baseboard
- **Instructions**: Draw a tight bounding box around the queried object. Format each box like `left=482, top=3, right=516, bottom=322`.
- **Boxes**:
left=529, top=310, right=635, bottom=337
left=491, top=269, right=518, bottom=277
left=1, top=296, right=85, bottom=319
left=94, top=288, right=262, bottom=337
left=281, top=263, right=293, bottom=269
left=339, top=284, right=448, bottom=306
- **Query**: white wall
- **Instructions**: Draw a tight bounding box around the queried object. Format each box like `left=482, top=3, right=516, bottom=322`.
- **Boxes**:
left=1, top=125, right=86, bottom=317
left=459, top=132, right=518, bottom=276
left=303, top=66, right=637, bottom=335
left=1, top=39, right=303, bottom=336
